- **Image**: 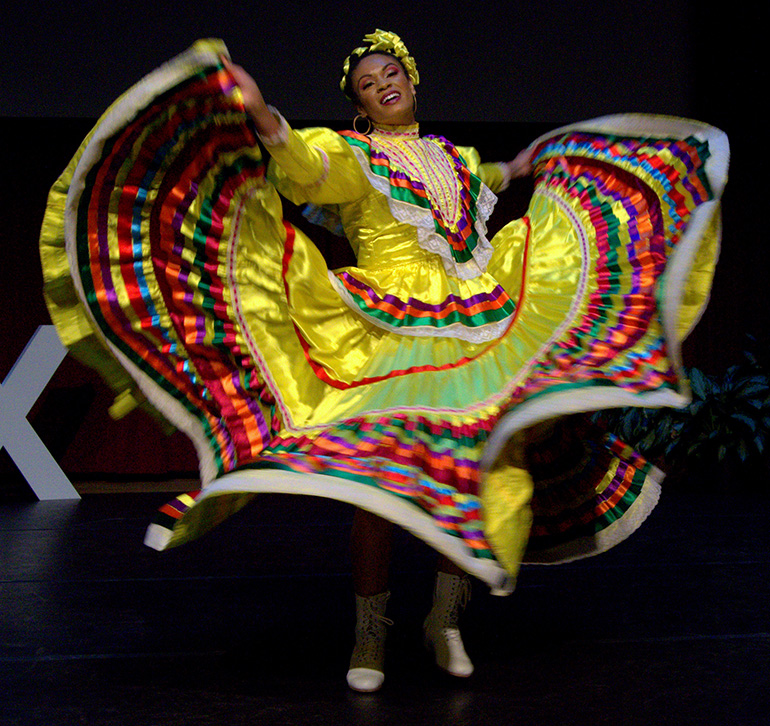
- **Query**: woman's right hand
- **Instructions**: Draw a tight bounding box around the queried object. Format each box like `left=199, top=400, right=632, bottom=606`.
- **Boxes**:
left=221, top=56, right=280, bottom=138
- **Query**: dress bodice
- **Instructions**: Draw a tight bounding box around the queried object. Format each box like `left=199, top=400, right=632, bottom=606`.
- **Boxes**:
left=369, top=123, right=466, bottom=231
left=340, top=122, right=483, bottom=269
left=265, top=118, right=516, bottom=342
left=266, top=118, right=506, bottom=277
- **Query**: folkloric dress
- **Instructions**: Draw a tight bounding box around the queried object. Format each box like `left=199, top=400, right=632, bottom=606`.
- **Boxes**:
left=40, top=40, right=728, bottom=592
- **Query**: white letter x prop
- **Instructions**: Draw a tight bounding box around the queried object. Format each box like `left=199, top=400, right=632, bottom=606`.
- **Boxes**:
left=0, top=325, right=80, bottom=500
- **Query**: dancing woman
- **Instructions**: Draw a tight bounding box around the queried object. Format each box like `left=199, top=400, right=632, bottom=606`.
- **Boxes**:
left=40, top=31, right=728, bottom=692
left=223, top=35, right=533, bottom=690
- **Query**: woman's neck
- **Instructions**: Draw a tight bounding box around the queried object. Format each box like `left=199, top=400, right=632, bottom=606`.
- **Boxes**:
left=371, top=121, right=420, bottom=139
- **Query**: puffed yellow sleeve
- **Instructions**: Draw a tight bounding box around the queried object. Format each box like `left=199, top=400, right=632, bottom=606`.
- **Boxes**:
left=476, top=162, right=510, bottom=193
left=264, top=116, right=369, bottom=206
left=456, top=145, right=510, bottom=193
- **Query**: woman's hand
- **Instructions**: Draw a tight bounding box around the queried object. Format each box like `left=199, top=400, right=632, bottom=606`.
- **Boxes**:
left=505, top=147, right=534, bottom=179
left=221, top=55, right=280, bottom=138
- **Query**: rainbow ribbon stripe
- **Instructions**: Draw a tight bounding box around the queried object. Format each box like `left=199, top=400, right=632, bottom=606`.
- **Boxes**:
left=75, top=63, right=273, bottom=476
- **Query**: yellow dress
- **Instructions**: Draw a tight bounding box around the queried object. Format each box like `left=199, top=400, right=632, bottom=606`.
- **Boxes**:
left=40, top=40, right=728, bottom=592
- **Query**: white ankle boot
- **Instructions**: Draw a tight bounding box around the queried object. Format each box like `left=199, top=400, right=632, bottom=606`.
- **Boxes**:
left=423, top=572, right=474, bottom=677
left=347, top=591, right=392, bottom=692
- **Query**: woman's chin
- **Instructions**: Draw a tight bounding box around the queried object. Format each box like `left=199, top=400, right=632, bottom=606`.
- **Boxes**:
left=371, top=109, right=416, bottom=126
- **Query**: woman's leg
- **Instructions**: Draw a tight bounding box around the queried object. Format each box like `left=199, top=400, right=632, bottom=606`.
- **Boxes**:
left=350, top=508, right=394, bottom=596
left=347, top=508, right=394, bottom=692
left=436, top=554, right=465, bottom=577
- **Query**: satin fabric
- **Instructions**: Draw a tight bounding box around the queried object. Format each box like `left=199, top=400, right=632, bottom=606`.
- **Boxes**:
left=39, top=40, right=727, bottom=591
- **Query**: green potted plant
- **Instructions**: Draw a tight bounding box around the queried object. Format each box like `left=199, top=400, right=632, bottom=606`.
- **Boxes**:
left=594, top=336, right=770, bottom=490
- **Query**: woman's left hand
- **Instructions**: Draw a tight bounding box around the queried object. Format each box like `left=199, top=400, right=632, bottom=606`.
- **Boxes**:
left=505, top=148, right=533, bottom=179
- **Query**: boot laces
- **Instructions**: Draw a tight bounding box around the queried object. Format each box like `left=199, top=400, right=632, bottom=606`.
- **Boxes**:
left=354, top=595, right=393, bottom=660
left=357, top=613, right=393, bottom=657
left=439, top=576, right=471, bottom=629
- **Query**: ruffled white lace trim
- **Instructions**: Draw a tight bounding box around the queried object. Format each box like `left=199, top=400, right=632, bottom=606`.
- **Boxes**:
left=329, top=271, right=512, bottom=343
left=348, top=144, right=497, bottom=281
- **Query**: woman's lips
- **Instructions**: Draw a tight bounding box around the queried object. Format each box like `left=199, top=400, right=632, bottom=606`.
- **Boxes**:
left=381, top=92, right=401, bottom=105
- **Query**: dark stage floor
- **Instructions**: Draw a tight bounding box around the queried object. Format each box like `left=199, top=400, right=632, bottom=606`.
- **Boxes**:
left=1, top=485, right=768, bottom=726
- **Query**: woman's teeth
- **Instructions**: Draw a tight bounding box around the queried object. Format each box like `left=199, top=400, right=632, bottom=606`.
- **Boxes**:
left=382, top=93, right=400, bottom=105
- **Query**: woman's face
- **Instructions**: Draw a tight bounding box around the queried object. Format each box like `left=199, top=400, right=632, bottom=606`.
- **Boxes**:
left=351, top=53, right=416, bottom=126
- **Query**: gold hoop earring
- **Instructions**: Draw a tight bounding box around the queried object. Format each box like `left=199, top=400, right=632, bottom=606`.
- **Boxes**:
left=353, top=114, right=372, bottom=135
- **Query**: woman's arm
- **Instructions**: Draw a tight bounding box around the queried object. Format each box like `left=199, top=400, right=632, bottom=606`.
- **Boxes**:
left=223, top=57, right=367, bottom=205
left=460, top=145, right=533, bottom=193
left=222, top=57, right=281, bottom=139
left=483, top=148, right=534, bottom=192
